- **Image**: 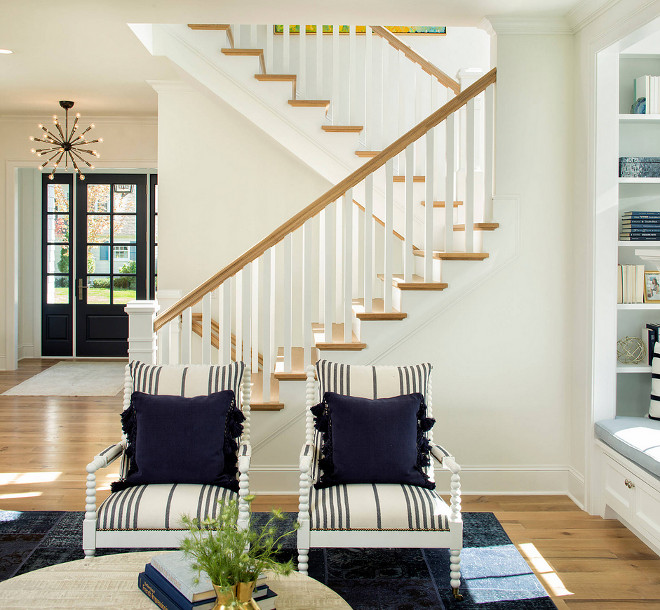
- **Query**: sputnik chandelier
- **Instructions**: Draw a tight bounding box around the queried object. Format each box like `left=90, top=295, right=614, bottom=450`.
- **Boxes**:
left=29, top=100, right=103, bottom=180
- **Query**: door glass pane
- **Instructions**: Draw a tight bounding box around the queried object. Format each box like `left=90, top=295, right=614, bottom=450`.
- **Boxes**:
left=154, top=215, right=158, bottom=242
left=87, top=245, right=110, bottom=274
left=113, top=245, right=136, bottom=273
left=113, top=215, right=136, bottom=243
left=87, top=184, right=110, bottom=212
left=87, top=215, right=110, bottom=243
left=113, top=276, right=136, bottom=304
left=113, top=184, right=136, bottom=213
left=46, top=215, right=69, bottom=243
left=46, top=276, right=69, bottom=304
left=47, top=184, right=69, bottom=212
left=46, top=245, right=70, bottom=274
left=87, top=276, right=111, bottom=304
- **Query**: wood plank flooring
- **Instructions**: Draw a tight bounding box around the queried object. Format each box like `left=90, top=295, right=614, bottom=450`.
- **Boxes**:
left=1, top=359, right=659, bottom=607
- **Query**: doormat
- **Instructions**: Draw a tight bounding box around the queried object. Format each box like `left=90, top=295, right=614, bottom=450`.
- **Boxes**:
left=2, top=361, right=126, bottom=396
left=0, top=510, right=557, bottom=609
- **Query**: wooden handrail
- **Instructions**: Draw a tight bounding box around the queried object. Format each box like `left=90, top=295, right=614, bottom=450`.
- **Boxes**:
left=153, top=67, right=496, bottom=331
left=370, top=26, right=460, bottom=94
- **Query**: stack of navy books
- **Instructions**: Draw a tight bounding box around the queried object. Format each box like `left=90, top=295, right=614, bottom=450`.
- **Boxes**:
left=138, top=551, right=277, bottom=610
left=620, top=211, right=660, bottom=241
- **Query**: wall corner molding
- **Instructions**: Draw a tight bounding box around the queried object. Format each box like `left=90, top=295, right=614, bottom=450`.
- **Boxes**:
left=566, top=0, right=622, bottom=33
left=484, top=15, right=573, bottom=36
left=147, top=79, right=196, bottom=94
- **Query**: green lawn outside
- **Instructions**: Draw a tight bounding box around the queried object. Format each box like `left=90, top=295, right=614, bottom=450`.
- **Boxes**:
left=53, top=286, right=135, bottom=304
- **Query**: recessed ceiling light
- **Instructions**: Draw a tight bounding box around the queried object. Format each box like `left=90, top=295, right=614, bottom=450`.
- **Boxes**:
left=0, top=49, right=13, bottom=54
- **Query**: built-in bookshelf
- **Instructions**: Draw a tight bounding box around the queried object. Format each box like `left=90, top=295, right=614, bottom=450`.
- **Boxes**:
left=616, top=53, right=660, bottom=418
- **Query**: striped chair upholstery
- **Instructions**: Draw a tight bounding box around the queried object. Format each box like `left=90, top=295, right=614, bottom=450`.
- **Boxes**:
left=97, top=484, right=237, bottom=531
left=310, top=483, right=449, bottom=532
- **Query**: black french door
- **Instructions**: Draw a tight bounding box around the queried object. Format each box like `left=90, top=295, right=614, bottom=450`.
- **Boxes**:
left=75, top=174, right=148, bottom=356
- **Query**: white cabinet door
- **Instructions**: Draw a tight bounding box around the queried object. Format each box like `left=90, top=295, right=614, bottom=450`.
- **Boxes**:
left=604, top=456, right=635, bottom=518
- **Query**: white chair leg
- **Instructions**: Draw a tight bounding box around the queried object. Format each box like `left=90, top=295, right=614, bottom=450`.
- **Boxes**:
left=450, top=548, right=463, bottom=600
left=83, top=471, right=97, bottom=557
left=297, top=547, right=310, bottom=575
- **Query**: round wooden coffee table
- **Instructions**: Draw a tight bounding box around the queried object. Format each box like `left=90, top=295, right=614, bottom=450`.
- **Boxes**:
left=0, top=551, right=351, bottom=609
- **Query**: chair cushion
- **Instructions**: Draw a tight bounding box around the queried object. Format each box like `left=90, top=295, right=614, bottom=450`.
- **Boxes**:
left=97, top=483, right=237, bottom=531
left=312, top=392, right=435, bottom=489
left=309, top=483, right=449, bottom=531
left=121, top=390, right=239, bottom=488
left=316, top=360, right=432, bottom=401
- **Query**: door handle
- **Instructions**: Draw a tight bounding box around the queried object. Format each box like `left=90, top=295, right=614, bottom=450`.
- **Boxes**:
left=77, top=278, right=87, bottom=301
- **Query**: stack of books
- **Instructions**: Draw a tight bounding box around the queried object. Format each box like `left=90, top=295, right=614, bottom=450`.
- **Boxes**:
left=634, top=75, right=660, bottom=113
left=138, top=551, right=277, bottom=610
left=620, top=212, right=660, bottom=241
left=617, top=264, right=645, bottom=304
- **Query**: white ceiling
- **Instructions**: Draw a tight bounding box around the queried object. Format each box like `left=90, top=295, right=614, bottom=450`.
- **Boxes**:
left=0, top=0, right=588, bottom=117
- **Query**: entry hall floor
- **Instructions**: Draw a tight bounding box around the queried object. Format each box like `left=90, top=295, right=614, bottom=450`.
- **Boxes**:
left=0, top=359, right=659, bottom=609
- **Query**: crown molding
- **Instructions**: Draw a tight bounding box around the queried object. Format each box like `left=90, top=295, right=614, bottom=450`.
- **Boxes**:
left=484, top=15, right=573, bottom=35
left=566, top=0, right=621, bottom=32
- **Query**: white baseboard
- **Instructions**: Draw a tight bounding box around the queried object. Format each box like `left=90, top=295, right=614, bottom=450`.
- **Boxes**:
left=0, top=355, right=7, bottom=371
left=249, top=464, right=573, bottom=495
left=567, top=466, right=586, bottom=510
left=18, top=344, right=35, bottom=360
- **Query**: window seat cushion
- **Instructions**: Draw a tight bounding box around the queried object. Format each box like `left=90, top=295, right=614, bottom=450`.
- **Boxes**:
left=595, top=416, right=660, bottom=480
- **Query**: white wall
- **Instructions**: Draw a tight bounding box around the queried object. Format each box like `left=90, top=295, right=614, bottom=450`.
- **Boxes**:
left=0, top=116, right=157, bottom=368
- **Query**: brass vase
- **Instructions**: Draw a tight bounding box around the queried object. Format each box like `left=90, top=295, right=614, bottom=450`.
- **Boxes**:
left=211, top=581, right=257, bottom=609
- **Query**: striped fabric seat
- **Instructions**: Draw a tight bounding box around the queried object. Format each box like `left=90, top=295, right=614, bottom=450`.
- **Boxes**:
left=316, top=359, right=432, bottom=400
left=97, top=484, right=237, bottom=531
left=310, top=483, right=449, bottom=531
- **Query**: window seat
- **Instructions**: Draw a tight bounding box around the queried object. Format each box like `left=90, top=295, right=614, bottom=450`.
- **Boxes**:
left=595, top=416, right=660, bottom=480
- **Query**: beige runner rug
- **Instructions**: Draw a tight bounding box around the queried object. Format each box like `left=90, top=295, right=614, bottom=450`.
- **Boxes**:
left=3, top=361, right=127, bottom=396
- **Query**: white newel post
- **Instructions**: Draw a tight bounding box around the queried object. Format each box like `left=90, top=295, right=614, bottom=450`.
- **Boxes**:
left=125, top=301, right=159, bottom=364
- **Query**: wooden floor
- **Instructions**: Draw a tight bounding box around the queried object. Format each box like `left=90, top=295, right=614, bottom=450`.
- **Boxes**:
left=1, top=359, right=659, bottom=608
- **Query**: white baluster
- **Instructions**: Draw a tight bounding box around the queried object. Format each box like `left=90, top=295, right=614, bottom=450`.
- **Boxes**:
left=202, top=292, right=212, bottom=364
left=282, top=234, right=293, bottom=371
left=372, top=35, right=383, bottom=150
left=382, top=40, right=389, bottom=149
left=404, top=144, right=415, bottom=282
left=160, top=322, right=170, bottom=365
left=266, top=24, right=274, bottom=73
left=384, top=159, right=393, bottom=312
left=283, top=25, right=290, bottom=74
left=363, top=174, right=373, bottom=312
left=484, top=84, right=494, bottom=223
left=181, top=308, right=192, bottom=364
left=298, top=25, right=306, bottom=99
left=242, top=264, right=252, bottom=372
left=415, top=70, right=424, bottom=173
left=390, top=48, right=399, bottom=145
left=425, top=129, right=434, bottom=281
left=465, top=98, right=475, bottom=253
left=221, top=282, right=232, bottom=364
left=332, top=25, right=340, bottom=124
left=251, top=259, right=259, bottom=373
left=324, top=202, right=336, bottom=342
left=250, top=24, right=257, bottom=48
left=445, top=113, right=455, bottom=253
left=316, top=24, right=323, bottom=99
left=398, top=50, right=407, bottom=136
left=233, top=24, right=241, bottom=49
left=348, top=26, right=356, bottom=125
left=302, top=219, right=313, bottom=366
left=364, top=26, right=373, bottom=149
left=343, top=190, right=353, bottom=343
left=261, top=250, right=272, bottom=402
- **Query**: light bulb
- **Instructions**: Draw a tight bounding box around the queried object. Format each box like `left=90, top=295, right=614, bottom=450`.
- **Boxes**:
left=98, top=138, right=103, bottom=143
left=52, top=115, right=57, bottom=119
left=36, top=152, right=42, bottom=157
left=29, top=136, right=34, bottom=141
left=76, top=113, right=80, bottom=118
left=90, top=123, right=95, bottom=129
left=38, top=124, right=43, bottom=129
left=48, top=174, right=54, bottom=180
left=80, top=175, right=85, bottom=181
left=30, top=148, right=35, bottom=154
left=90, top=165, right=95, bottom=170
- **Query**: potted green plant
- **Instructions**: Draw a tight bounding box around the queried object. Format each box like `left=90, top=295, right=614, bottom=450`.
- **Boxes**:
left=180, top=497, right=298, bottom=609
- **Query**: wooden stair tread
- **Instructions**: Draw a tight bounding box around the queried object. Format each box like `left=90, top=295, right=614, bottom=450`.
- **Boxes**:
left=312, top=323, right=366, bottom=350
left=250, top=372, right=284, bottom=410
left=378, top=274, right=448, bottom=291
left=322, top=125, right=363, bottom=133
left=221, top=48, right=265, bottom=73
left=421, top=200, right=464, bottom=207
left=394, top=175, right=425, bottom=182
left=453, top=223, right=499, bottom=231
left=413, top=249, right=490, bottom=261
left=355, top=150, right=381, bottom=158
left=353, top=298, right=407, bottom=320
left=188, top=24, right=231, bottom=30
left=255, top=74, right=296, bottom=81
left=274, top=346, right=318, bottom=380
left=288, top=99, right=330, bottom=108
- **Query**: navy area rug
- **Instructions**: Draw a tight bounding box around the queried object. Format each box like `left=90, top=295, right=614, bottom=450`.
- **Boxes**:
left=0, top=510, right=556, bottom=609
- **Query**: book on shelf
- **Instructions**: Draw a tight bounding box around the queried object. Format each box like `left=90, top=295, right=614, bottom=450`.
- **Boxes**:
left=139, top=570, right=277, bottom=610
left=623, top=211, right=660, bottom=218
left=647, top=323, right=660, bottom=365
left=621, top=220, right=660, bottom=227
left=620, top=234, right=660, bottom=241
left=618, top=264, right=645, bottom=303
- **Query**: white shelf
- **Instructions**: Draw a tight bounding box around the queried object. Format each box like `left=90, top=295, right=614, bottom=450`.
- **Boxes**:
left=617, top=363, right=652, bottom=373
left=619, top=241, right=660, bottom=246
left=620, top=114, right=660, bottom=122
left=618, top=303, right=660, bottom=309
left=619, top=177, right=660, bottom=183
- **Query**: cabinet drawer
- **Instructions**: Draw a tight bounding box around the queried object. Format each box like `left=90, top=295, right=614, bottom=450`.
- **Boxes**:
left=603, top=456, right=635, bottom=517
left=635, top=477, right=660, bottom=545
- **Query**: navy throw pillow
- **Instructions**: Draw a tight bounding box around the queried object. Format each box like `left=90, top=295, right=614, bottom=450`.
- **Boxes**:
left=111, top=390, right=245, bottom=492
left=312, top=391, right=435, bottom=489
